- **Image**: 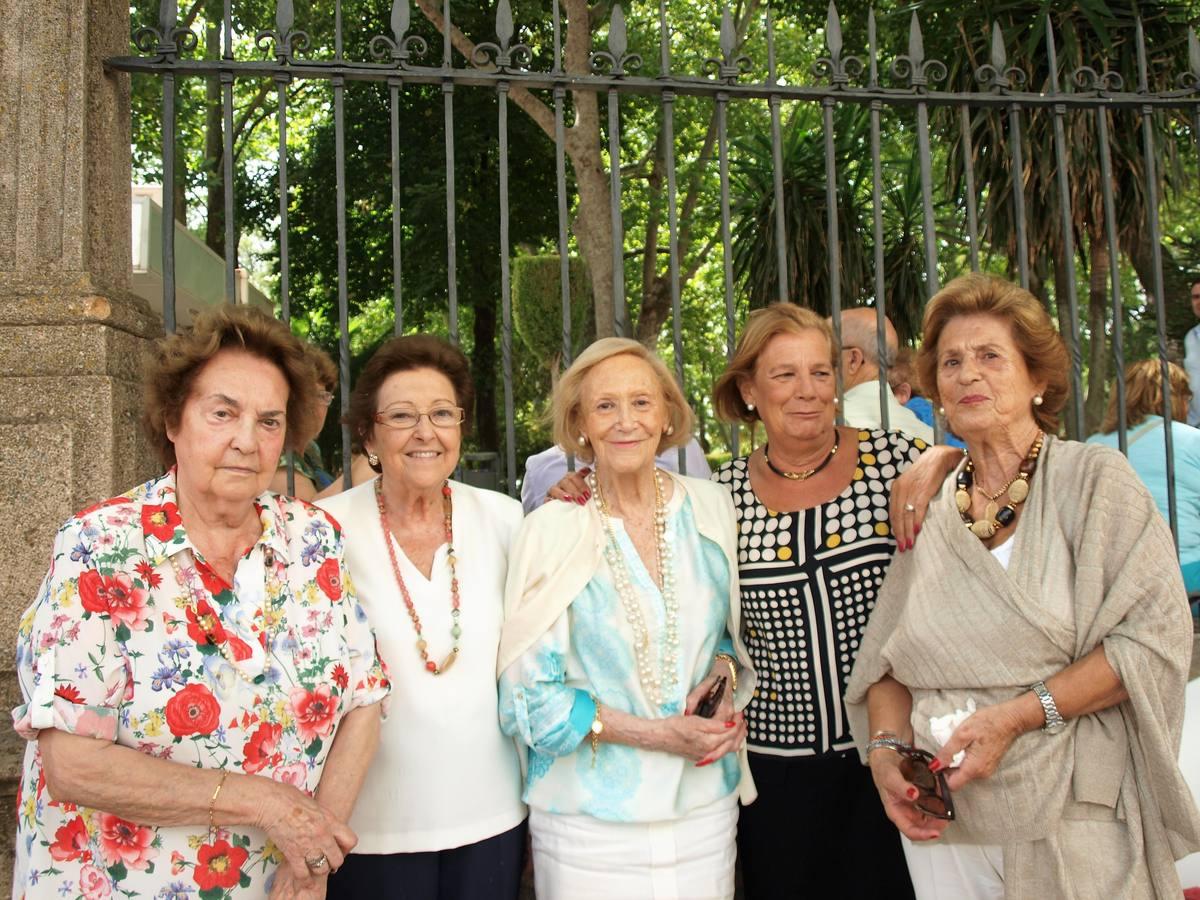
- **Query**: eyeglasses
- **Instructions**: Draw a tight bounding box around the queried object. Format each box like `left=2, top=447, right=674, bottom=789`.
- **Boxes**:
left=898, top=747, right=955, bottom=821
left=374, top=405, right=466, bottom=430
left=317, top=390, right=335, bottom=407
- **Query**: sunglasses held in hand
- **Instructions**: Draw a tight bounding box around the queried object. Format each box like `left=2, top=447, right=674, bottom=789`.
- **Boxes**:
left=898, top=746, right=956, bottom=821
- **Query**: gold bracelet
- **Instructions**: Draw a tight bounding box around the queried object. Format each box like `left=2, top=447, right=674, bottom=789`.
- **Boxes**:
left=714, top=653, right=738, bottom=694
left=588, top=697, right=604, bottom=769
left=209, top=769, right=229, bottom=837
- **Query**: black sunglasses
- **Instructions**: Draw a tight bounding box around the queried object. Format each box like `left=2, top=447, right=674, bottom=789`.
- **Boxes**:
left=898, top=747, right=956, bottom=821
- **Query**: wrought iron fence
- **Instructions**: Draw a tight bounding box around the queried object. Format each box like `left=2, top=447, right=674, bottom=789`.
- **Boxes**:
left=107, top=0, right=1200, bottom=548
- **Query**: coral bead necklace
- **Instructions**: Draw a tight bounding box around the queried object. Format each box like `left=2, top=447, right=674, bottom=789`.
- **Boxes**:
left=376, top=479, right=462, bottom=675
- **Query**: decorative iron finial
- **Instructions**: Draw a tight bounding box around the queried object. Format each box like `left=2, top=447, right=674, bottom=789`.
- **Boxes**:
left=255, top=0, right=310, bottom=64
left=891, top=11, right=946, bottom=90
left=370, top=0, right=429, bottom=66
left=589, top=4, right=643, bottom=77
left=133, top=0, right=198, bottom=58
left=811, top=2, right=863, bottom=88
left=1177, top=26, right=1200, bottom=91
left=704, top=5, right=752, bottom=83
left=974, top=21, right=1026, bottom=92
left=473, top=0, right=533, bottom=73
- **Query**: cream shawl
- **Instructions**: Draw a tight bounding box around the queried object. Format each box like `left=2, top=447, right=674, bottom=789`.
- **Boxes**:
left=845, top=437, right=1200, bottom=897
left=497, top=472, right=758, bottom=804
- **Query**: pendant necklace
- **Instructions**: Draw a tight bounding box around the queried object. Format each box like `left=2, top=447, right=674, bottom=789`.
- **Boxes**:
left=763, top=430, right=840, bottom=481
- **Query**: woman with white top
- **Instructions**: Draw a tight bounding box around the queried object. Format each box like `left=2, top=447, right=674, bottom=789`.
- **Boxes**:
left=497, top=337, right=756, bottom=900
left=320, top=335, right=526, bottom=900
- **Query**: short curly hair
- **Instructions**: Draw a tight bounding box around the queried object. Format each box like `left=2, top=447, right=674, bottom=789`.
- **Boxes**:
left=142, top=306, right=321, bottom=468
left=345, top=335, right=475, bottom=473
left=916, top=274, right=1069, bottom=434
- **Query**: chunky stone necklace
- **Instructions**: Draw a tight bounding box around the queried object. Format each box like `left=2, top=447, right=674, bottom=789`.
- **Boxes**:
left=376, top=479, right=461, bottom=675
left=956, top=431, right=1045, bottom=539
left=763, top=430, right=840, bottom=481
left=587, top=469, right=679, bottom=708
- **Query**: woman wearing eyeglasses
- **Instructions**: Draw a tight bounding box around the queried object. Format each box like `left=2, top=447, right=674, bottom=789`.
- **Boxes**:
left=846, top=275, right=1200, bottom=898
left=318, top=335, right=527, bottom=900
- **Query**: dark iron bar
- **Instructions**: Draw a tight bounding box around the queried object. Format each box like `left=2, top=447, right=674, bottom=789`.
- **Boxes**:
left=222, top=71, right=236, bottom=302
left=276, top=70, right=296, bottom=496
left=867, top=11, right=889, bottom=432
left=1007, top=103, right=1030, bottom=290
left=498, top=82, right=517, bottom=496
left=334, top=76, right=353, bottom=488
left=1045, top=20, right=1085, bottom=439
left=608, top=87, right=626, bottom=336
left=390, top=78, right=404, bottom=334
left=1136, top=19, right=1179, bottom=548
left=1095, top=104, right=1127, bottom=455
left=959, top=104, right=980, bottom=271
left=822, top=97, right=844, bottom=421
left=161, top=69, right=177, bottom=335
left=552, top=0, right=573, bottom=473
left=916, top=102, right=938, bottom=296
left=717, top=89, right=737, bottom=457
left=767, top=6, right=788, bottom=304
left=443, top=82, right=459, bottom=344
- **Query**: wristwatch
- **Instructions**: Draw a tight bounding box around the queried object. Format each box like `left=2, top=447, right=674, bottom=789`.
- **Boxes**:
left=1029, top=680, right=1066, bottom=734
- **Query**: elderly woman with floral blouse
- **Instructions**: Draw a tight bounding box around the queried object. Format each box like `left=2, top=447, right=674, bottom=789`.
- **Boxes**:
left=12, top=306, right=390, bottom=899
left=499, top=337, right=755, bottom=900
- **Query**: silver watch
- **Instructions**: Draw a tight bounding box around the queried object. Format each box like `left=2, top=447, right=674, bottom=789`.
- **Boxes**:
left=1029, top=680, right=1066, bottom=734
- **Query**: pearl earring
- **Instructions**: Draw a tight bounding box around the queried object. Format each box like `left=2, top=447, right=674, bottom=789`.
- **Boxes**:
left=746, top=402, right=755, bottom=411
left=937, top=406, right=945, bottom=416
left=1032, top=395, right=1044, bottom=407
left=367, top=452, right=380, bottom=467
left=578, top=434, right=588, bottom=446
left=665, top=425, right=674, bottom=436
left=833, top=397, right=839, bottom=407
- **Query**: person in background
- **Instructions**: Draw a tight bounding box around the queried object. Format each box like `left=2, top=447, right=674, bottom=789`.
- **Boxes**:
left=889, top=347, right=965, bottom=449
left=320, top=335, right=528, bottom=900
left=270, top=341, right=337, bottom=500
left=1088, top=359, right=1200, bottom=595
left=1183, top=277, right=1200, bottom=426
left=520, top=438, right=711, bottom=515
left=837, top=308, right=934, bottom=443
left=848, top=274, right=1199, bottom=898
left=12, top=306, right=390, bottom=899
left=499, top=337, right=754, bottom=900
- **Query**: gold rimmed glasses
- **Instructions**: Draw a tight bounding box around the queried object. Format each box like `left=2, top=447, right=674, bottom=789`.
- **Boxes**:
left=374, top=405, right=466, bottom=430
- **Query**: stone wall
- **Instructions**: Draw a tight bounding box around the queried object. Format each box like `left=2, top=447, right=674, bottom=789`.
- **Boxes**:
left=0, top=0, right=161, bottom=893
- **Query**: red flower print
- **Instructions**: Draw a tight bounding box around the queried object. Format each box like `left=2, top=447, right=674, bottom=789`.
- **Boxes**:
left=290, top=685, right=337, bottom=744
left=185, top=597, right=228, bottom=648
left=225, top=634, right=254, bottom=662
left=242, top=722, right=283, bottom=775
left=170, top=849, right=187, bottom=875
left=77, top=571, right=151, bottom=632
left=98, top=812, right=158, bottom=871
left=141, top=502, right=182, bottom=542
left=78, top=863, right=112, bottom=900
left=195, top=559, right=231, bottom=597
left=192, top=839, right=248, bottom=891
left=331, top=664, right=349, bottom=690
left=316, top=558, right=342, bottom=601
left=164, top=683, right=221, bottom=737
left=54, top=684, right=84, bottom=704
left=77, top=496, right=129, bottom=518
left=48, top=815, right=89, bottom=862
left=134, top=560, right=162, bottom=589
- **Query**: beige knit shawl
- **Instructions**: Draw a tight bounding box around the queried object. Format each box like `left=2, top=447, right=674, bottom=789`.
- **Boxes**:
left=846, top=437, right=1200, bottom=897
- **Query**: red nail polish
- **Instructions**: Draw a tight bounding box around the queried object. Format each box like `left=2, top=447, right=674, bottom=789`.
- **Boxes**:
left=577, top=497, right=587, bottom=506
left=914, top=524, right=921, bottom=535
left=724, top=721, right=735, bottom=728
left=583, top=491, right=591, bottom=500
left=906, top=787, right=919, bottom=801
left=696, top=758, right=711, bottom=767
left=928, top=759, right=943, bottom=773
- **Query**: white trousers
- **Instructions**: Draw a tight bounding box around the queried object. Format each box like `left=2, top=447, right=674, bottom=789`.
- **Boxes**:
left=902, top=834, right=1005, bottom=900
left=529, top=795, right=738, bottom=900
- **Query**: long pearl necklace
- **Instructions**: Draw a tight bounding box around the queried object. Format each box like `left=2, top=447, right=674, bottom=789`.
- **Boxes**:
left=376, top=479, right=462, bottom=675
left=587, top=469, right=679, bottom=708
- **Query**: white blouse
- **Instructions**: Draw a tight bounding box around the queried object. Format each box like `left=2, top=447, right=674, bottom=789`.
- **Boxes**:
left=319, top=478, right=526, bottom=853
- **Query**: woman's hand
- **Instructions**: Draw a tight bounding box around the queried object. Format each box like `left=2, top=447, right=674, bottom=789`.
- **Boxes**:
left=546, top=467, right=591, bottom=505
left=653, top=712, right=746, bottom=766
left=868, top=748, right=950, bottom=842
left=932, top=702, right=1027, bottom=792
left=684, top=671, right=735, bottom=725
left=890, top=445, right=963, bottom=549
left=255, top=780, right=358, bottom=882
left=269, top=867, right=328, bottom=900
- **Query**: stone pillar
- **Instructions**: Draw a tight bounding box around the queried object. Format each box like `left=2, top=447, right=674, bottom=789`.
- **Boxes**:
left=0, top=0, right=160, bottom=891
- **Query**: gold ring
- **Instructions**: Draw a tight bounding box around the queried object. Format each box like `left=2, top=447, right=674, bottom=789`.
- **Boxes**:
left=304, top=852, right=330, bottom=873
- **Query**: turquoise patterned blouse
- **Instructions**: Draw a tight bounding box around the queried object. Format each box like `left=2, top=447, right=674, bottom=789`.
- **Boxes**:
left=499, top=492, right=739, bottom=822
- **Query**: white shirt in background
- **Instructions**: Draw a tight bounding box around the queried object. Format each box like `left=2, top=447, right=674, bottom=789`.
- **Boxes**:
left=841, top=380, right=935, bottom=444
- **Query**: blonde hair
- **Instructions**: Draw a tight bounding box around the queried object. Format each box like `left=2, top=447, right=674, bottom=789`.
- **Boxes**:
left=916, top=274, right=1069, bottom=434
left=550, top=338, right=694, bottom=463
left=1100, top=359, right=1192, bottom=433
left=713, top=304, right=836, bottom=423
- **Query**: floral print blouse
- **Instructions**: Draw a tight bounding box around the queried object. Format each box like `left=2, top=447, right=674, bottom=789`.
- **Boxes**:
left=12, top=469, right=390, bottom=899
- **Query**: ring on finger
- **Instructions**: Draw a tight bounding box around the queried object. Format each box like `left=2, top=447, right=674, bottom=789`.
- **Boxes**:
left=304, top=852, right=330, bottom=874
left=904, top=503, right=916, bottom=512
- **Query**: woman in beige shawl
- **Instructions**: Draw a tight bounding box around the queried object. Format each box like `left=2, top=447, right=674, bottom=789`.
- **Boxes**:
left=846, top=274, right=1200, bottom=899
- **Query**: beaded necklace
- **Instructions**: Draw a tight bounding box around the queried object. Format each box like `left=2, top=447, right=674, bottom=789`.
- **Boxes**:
left=956, top=431, right=1045, bottom=539
left=762, top=430, right=840, bottom=481
left=168, top=549, right=276, bottom=685
left=587, top=469, right=679, bottom=708
left=376, top=479, right=461, bottom=675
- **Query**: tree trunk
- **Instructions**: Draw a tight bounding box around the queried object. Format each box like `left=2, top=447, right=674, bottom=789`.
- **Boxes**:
left=1083, top=229, right=1110, bottom=436
left=1128, top=230, right=1196, bottom=355
left=204, top=22, right=225, bottom=256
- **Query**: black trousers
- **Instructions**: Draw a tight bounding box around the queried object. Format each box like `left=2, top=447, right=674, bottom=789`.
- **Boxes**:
left=737, top=750, right=915, bottom=900
left=326, top=819, right=527, bottom=900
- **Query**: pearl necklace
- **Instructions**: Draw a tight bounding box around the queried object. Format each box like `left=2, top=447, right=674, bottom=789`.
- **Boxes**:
left=376, top=479, right=462, bottom=675
left=587, top=469, right=679, bottom=708
left=168, top=551, right=274, bottom=685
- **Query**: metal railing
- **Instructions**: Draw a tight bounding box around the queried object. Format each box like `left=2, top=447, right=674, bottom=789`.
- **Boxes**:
left=108, top=0, right=1199, bottom=548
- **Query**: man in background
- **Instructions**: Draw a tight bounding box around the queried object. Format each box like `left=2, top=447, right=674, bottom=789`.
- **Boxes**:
left=836, top=308, right=934, bottom=443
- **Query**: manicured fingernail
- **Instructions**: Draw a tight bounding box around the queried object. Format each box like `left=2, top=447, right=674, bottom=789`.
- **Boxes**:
left=928, top=759, right=943, bottom=773
left=696, top=758, right=712, bottom=767
left=906, top=787, right=919, bottom=800
left=914, top=524, right=921, bottom=535
left=577, top=497, right=587, bottom=505
left=684, top=709, right=690, bottom=716
left=582, top=491, right=591, bottom=500
left=724, top=721, right=735, bottom=728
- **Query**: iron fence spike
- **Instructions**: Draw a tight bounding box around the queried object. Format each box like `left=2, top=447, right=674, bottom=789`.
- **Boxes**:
left=827, top=2, right=842, bottom=61
left=990, top=21, right=1006, bottom=71
left=1045, top=15, right=1060, bottom=93
left=908, top=12, right=924, bottom=67
left=610, top=4, right=628, bottom=58
left=1189, top=26, right=1200, bottom=77
left=159, top=0, right=178, bottom=34
left=868, top=8, right=878, bottom=85
left=497, top=0, right=514, bottom=49
left=391, top=0, right=409, bottom=41
left=277, top=0, right=294, bottom=37
left=720, top=5, right=736, bottom=59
